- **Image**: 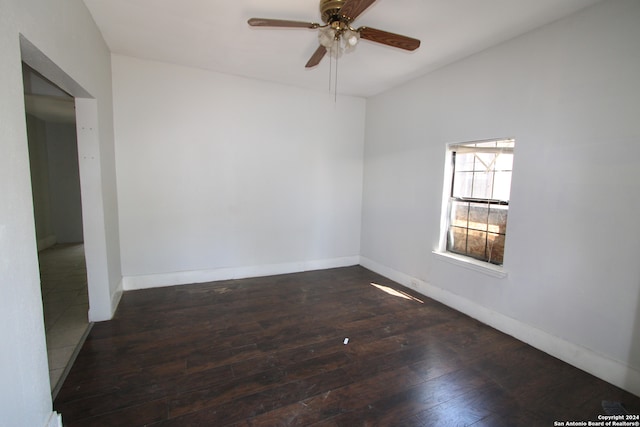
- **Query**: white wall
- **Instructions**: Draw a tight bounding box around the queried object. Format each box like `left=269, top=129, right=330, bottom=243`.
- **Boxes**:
left=361, top=0, right=640, bottom=396
left=0, top=0, right=121, bottom=425
left=112, top=55, right=365, bottom=288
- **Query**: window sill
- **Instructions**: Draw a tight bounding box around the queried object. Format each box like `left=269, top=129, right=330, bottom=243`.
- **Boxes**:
left=432, top=251, right=508, bottom=279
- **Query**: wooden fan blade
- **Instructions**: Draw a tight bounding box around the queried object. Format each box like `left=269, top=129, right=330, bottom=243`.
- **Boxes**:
left=248, top=18, right=319, bottom=29
left=359, top=27, right=421, bottom=51
left=340, top=0, right=377, bottom=21
left=305, top=45, right=327, bottom=68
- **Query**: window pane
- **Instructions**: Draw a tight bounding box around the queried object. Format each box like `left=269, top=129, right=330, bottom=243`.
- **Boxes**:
left=452, top=172, right=473, bottom=198
left=492, top=171, right=512, bottom=201
left=488, top=205, right=508, bottom=235
left=474, top=153, right=496, bottom=172
left=455, top=153, right=476, bottom=172
left=450, top=200, right=469, bottom=228
left=487, top=233, right=505, bottom=264
left=447, top=226, right=468, bottom=254
left=468, top=203, right=489, bottom=231
left=467, top=229, right=487, bottom=260
left=494, top=153, right=513, bottom=171
left=471, top=171, right=493, bottom=199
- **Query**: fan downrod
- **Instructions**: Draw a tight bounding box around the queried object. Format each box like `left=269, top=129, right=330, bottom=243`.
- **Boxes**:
left=320, top=0, right=350, bottom=24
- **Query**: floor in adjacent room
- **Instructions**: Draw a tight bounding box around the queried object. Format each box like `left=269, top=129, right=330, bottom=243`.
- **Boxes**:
left=40, top=243, right=91, bottom=397
left=54, top=266, right=639, bottom=426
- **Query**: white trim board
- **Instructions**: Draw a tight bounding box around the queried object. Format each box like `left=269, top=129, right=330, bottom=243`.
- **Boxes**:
left=359, top=256, right=640, bottom=398
left=123, top=256, right=360, bottom=291
left=45, top=411, right=62, bottom=427
left=111, top=278, right=123, bottom=316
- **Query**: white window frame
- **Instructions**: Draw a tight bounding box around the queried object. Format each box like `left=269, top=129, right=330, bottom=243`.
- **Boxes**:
left=434, top=138, right=515, bottom=278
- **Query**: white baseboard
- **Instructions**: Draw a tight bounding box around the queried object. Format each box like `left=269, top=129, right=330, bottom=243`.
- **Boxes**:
left=359, top=256, right=640, bottom=398
left=110, top=278, right=123, bottom=316
left=45, top=411, right=62, bottom=427
left=88, top=278, right=124, bottom=322
left=123, top=256, right=360, bottom=291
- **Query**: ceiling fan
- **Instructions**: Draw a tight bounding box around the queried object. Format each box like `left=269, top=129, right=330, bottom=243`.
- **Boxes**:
left=248, top=0, right=421, bottom=68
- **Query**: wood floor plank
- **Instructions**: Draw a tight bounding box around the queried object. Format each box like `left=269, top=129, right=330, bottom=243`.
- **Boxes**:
left=54, top=266, right=640, bottom=426
left=62, top=399, right=168, bottom=427
left=157, top=368, right=354, bottom=426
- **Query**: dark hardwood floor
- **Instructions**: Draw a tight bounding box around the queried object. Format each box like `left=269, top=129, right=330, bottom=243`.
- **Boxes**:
left=54, top=266, right=640, bottom=426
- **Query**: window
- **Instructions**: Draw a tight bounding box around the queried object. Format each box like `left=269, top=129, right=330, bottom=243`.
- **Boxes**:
left=442, top=138, right=515, bottom=265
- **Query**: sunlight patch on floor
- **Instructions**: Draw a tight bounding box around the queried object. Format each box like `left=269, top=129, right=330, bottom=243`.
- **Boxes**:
left=370, top=283, right=424, bottom=304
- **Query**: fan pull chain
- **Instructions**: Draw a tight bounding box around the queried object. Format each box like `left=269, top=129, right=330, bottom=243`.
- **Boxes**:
left=326, top=37, right=340, bottom=104
left=334, top=48, right=339, bottom=104
left=328, top=48, right=333, bottom=93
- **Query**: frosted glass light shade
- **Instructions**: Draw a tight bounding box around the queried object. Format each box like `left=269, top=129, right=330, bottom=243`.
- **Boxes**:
left=318, top=26, right=360, bottom=58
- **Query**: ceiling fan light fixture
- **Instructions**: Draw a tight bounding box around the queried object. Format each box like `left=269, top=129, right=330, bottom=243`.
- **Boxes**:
left=344, top=28, right=360, bottom=49
left=318, top=26, right=360, bottom=59
left=318, top=26, right=337, bottom=49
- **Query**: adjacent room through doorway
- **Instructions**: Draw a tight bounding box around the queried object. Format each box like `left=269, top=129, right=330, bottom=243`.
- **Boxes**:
left=22, top=63, right=91, bottom=397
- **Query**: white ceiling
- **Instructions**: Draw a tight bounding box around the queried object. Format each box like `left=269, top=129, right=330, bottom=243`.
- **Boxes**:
left=82, top=0, right=601, bottom=98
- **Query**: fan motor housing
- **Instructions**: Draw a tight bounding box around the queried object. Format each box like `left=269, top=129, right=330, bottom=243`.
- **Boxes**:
left=320, top=0, right=349, bottom=23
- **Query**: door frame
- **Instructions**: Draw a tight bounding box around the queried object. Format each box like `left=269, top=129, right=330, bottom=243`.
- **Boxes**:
left=20, top=35, right=116, bottom=322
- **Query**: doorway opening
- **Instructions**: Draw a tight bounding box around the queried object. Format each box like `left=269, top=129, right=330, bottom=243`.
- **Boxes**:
left=22, top=63, right=91, bottom=398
